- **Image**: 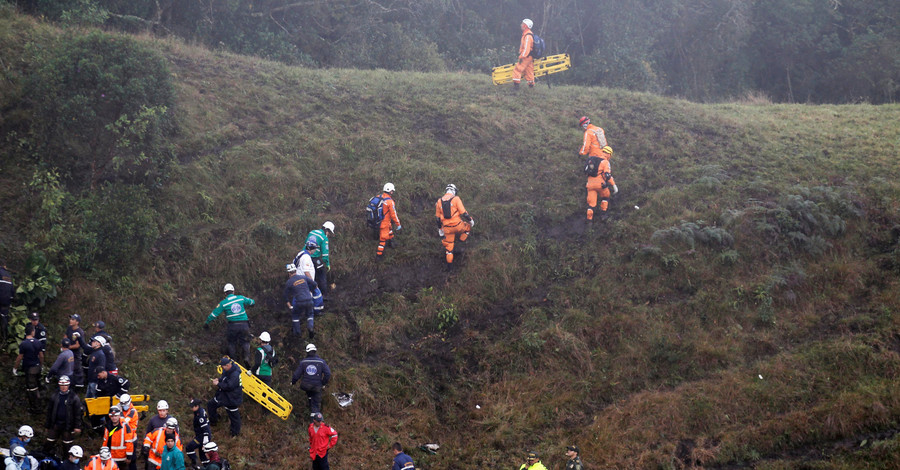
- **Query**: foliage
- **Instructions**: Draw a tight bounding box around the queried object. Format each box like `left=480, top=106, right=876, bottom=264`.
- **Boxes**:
left=14, top=250, right=62, bottom=308
left=651, top=221, right=734, bottom=251
left=23, top=30, right=176, bottom=189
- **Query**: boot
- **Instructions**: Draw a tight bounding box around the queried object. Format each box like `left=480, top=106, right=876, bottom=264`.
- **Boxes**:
left=308, top=329, right=315, bottom=341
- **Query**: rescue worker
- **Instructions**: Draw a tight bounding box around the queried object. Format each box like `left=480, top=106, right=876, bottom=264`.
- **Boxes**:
left=250, top=332, right=276, bottom=386
left=391, top=442, right=415, bottom=470
left=59, top=446, right=83, bottom=470
left=10, top=425, right=34, bottom=452
left=291, top=344, right=331, bottom=415
left=103, top=406, right=135, bottom=470
left=199, top=442, right=221, bottom=470
left=565, top=445, right=584, bottom=470
left=47, top=338, right=75, bottom=385
left=13, top=323, right=44, bottom=413
left=143, top=418, right=181, bottom=470
left=518, top=451, right=548, bottom=470
left=307, top=412, right=338, bottom=470
left=93, top=321, right=114, bottom=348
left=96, top=369, right=131, bottom=398
left=28, top=312, right=48, bottom=352
left=0, top=261, right=13, bottom=344
left=204, top=284, right=255, bottom=367
left=5, top=445, right=39, bottom=470
left=305, top=221, right=335, bottom=300
left=434, top=184, right=475, bottom=265
left=283, top=264, right=319, bottom=339
left=98, top=328, right=118, bottom=375
left=44, top=375, right=83, bottom=458
left=185, top=399, right=212, bottom=469
left=208, top=357, right=243, bottom=438
left=160, top=435, right=185, bottom=470
left=85, top=447, right=117, bottom=470
left=145, top=401, right=174, bottom=440
left=292, top=240, right=317, bottom=282
left=64, top=314, right=87, bottom=390
left=512, top=19, right=536, bottom=89
left=86, top=336, right=108, bottom=398
left=579, top=116, right=618, bottom=222
left=375, top=183, right=402, bottom=259
left=119, top=394, right=140, bottom=470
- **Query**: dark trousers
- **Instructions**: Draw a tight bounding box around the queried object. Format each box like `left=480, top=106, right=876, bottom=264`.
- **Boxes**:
left=208, top=396, right=241, bottom=437
left=312, top=453, right=329, bottom=470
left=185, top=437, right=207, bottom=465
left=25, top=365, right=42, bottom=411
left=257, top=374, right=272, bottom=386
left=291, top=302, right=314, bottom=336
left=313, top=258, right=328, bottom=298
left=301, top=384, right=323, bottom=414
left=45, top=424, right=75, bottom=458
left=225, top=321, right=251, bottom=366
left=0, top=304, right=8, bottom=343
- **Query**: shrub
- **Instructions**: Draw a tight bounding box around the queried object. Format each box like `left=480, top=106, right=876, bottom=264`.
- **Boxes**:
left=76, top=183, right=160, bottom=271
left=651, top=221, right=734, bottom=250
left=24, top=30, right=176, bottom=189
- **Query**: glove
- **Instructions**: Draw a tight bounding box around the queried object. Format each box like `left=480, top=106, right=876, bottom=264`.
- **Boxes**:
left=395, top=225, right=402, bottom=232
left=45, top=376, right=51, bottom=384
left=327, top=265, right=331, bottom=272
left=469, top=217, right=476, bottom=228
left=612, top=184, right=619, bottom=195
left=438, top=229, right=444, bottom=237
left=203, top=436, right=209, bottom=445
left=203, top=323, right=210, bottom=330
left=12, top=368, right=17, bottom=376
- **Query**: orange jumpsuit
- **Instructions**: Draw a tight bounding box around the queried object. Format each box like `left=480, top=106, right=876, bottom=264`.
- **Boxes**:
left=586, top=157, right=615, bottom=220
left=376, top=192, right=401, bottom=257
left=85, top=456, right=117, bottom=470
left=512, top=27, right=535, bottom=86
left=579, top=124, right=608, bottom=159
left=143, top=429, right=182, bottom=469
left=435, top=193, right=472, bottom=264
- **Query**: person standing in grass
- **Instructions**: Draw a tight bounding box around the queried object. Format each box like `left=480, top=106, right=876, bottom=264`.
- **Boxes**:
left=512, top=19, right=536, bottom=89
left=435, top=183, right=475, bottom=265
left=13, top=323, right=44, bottom=413
left=391, top=442, right=415, bottom=470
left=307, top=412, right=338, bottom=470
left=292, top=343, right=331, bottom=415
left=565, top=445, right=584, bottom=470
left=519, top=451, right=548, bottom=470
left=578, top=116, right=618, bottom=222
left=305, top=221, right=335, bottom=301
left=373, top=183, right=402, bottom=260
left=204, top=284, right=255, bottom=367
left=208, top=357, right=243, bottom=438
left=284, top=264, right=319, bottom=340
left=160, top=435, right=185, bottom=470
left=250, top=331, right=276, bottom=386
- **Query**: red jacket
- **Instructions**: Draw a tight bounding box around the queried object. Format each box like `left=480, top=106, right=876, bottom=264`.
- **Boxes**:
left=308, top=422, right=338, bottom=459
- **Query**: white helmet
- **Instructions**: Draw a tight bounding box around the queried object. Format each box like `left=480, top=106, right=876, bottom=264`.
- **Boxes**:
left=58, top=375, right=71, bottom=386
left=99, top=447, right=112, bottom=461
left=165, top=417, right=178, bottom=429
left=157, top=400, right=169, bottom=410
left=69, top=445, right=84, bottom=458
left=522, top=18, right=533, bottom=28
left=286, top=263, right=297, bottom=273
left=12, top=446, right=26, bottom=458
left=223, top=283, right=235, bottom=293
left=445, top=183, right=458, bottom=195
left=119, top=393, right=132, bottom=407
left=18, top=425, right=34, bottom=438
left=383, top=182, right=395, bottom=193
left=259, top=331, right=271, bottom=342
left=92, top=336, right=107, bottom=347
left=203, top=441, right=218, bottom=453
left=322, top=221, right=335, bottom=234
left=306, top=343, right=317, bottom=353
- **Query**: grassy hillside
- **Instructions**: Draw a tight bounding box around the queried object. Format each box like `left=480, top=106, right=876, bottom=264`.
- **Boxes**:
left=2, top=9, right=900, bottom=469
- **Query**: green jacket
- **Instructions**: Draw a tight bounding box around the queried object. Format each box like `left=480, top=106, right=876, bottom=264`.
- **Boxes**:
left=306, top=229, right=330, bottom=268
left=160, top=445, right=186, bottom=470
left=206, top=294, right=255, bottom=324
left=519, top=461, right=548, bottom=470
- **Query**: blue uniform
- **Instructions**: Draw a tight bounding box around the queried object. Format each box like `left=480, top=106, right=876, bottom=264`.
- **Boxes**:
left=283, top=274, right=318, bottom=336
left=392, top=452, right=415, bottom=470
left=291, top=353, right=331, bottom=414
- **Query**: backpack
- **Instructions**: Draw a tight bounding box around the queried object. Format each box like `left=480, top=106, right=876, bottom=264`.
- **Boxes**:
left=221, top=458, right=231, bottom=470
left=441, top=197, right=455, bottom=220
left=584, top=156, right=603, bottom=177
left=365, top=195, right=386, bottom=228
left=529, top=33, right=545, bottom=59
left=262, top=344, right=278, bottom=367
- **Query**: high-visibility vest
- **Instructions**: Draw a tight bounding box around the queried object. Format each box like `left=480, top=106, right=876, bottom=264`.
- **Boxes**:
left=122, top=405, right=140, bottom=436
left=103, top=421, right=135, bottom=462
left=85, top=456, right=117, bottom=470
left=143, top=429, right=182, bottom=467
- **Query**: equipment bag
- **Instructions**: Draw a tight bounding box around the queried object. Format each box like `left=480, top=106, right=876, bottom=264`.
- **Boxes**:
left=529, top=33, right=545, bottom=59
left=441, top=197, right=455, bottom=220
left=365, top=195, right=385, bottom=228
left=584, top=156, right=602, bottom=177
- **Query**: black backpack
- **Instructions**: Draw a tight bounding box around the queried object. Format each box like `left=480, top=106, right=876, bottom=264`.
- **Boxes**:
left=365, top=195, right=386, bottom=228
left=529, top=33, right=545, bottom=59
left=584, top=156, right=603, bottom=177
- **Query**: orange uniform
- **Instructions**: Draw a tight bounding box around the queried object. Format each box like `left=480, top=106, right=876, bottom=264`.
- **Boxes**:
left=102, top=419, right=135, bottom=465
left=376, top=192, right=401, bottom=258
left=580, top=124, right=608, bottom=159
left=586, top=156, right=615, bottom=221
left=143, top=429, right=182, bottom=469
left=435, top=192, right=472, bottom=264
left=85, top=456, right=117, bottom=470
left=512, top=27, right=535, bottom=86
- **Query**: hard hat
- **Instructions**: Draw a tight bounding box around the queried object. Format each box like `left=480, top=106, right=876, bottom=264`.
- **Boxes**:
left=92, top=335, right=107, bottom=347
left=259, top=331, right=271, bottom=342
left=61, top=337, right=72, bottom=348
left=12, top=446, right=26, bottom=458
left=579, top=116, right=590, bottom=127
left=305, top=238, right=319, bottom=251
left=99, top=447, right=112, bottom=461
left=383, top=182, right=395, bottom=193
left=119, top=393, right=132, bottom=407
left=445, top=183, right=458, bottom=195
left=165, top=417, right=178, bottom=429
left=157, top=400, right=169, bottom=410
left=58, top=375, right=71, bottom=386
left=322, top=221, right=335, bottom=234
left=601, top=145, right=613, bottom=155
left=286, top=263, right=297, bottom=273
left=223, top=283, right=234, bottom=293
left=522, top=19, right=533, bottom=29
left=109, top=405, right=122, bottom=416
left=18, top=425, right=34, bottom=438
left=203, top=441, right=218, bottom=453
left=306, top=343, right=317, bottom=352
left=69, top=445, right=84, bottom=458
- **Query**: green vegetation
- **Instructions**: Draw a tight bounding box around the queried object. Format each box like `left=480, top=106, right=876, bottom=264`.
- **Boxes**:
left=1, top=8, right=899, bottom=469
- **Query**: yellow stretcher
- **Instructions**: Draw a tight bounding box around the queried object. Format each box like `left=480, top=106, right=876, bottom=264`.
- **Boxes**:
left=491, top=53, right=572, bottom=85
left=85, top=394, right=150, bottom=416
left=217, top=361, right=293, bottom=420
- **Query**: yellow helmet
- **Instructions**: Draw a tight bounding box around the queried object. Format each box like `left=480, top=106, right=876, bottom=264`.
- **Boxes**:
left=601, top=145, right=613, bottom=155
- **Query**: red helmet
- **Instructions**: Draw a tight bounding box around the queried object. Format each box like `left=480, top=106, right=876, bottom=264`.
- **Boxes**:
left=579, top=116, right=590, bottom=127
